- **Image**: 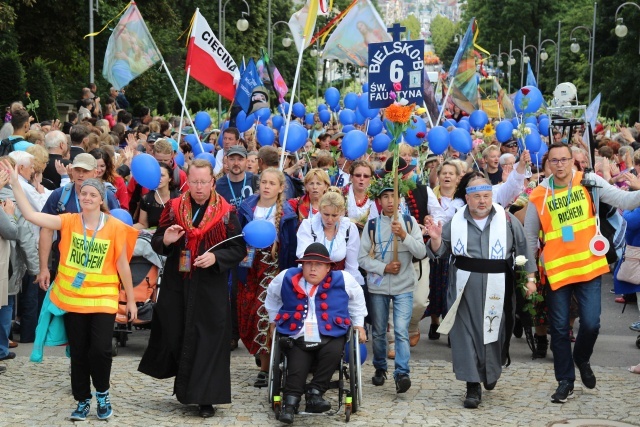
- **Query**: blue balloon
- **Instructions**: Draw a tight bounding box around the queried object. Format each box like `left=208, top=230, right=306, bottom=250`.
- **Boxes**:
left=511, top=117, right=520, bottom=129
left=525, top=116, right=538, bottom=126
left=344, top=92, right=358, bottom=110
left=342, top=125, right=355, bottom=133
left=443, top=119, right=457, bottom=129
left=318, top=104, right=328, bottom=112
left=325, top=87, right=341, bottom=108
left=344, top=341, right=368, bottom=365
left=358, top=93, right=379, bottom=119
left=110, top=208, right=133, bottom=226
left=194, top=111, right=212, bottom=132
left=330, top=104, right=341, bottom=113
left=272, top=115, right=284, bottom=130
left=243, top=219, right=277, bottom=249
left=341, top=130, right=368, bottom=160
left=236, top=111, right=253, bottom=132
left=538, top=118, right=550, bottom=137
left=460, top=116, right=469, bottom=122
left=537, top=114, right=548, bottom=123
left=131, top=153, right=161, bottom=190
left=456, top=120, right=471, bottom=132
left=256, top=108, right=271, bottom=124
left=203, top=143, right=214, bottom=153
left=279, top=122, right=307, bottom=152
left=427, top=126, right=450, bottom=155
left=469, top=110, right=489, bottom=129
left=305, top=113, right=315, bottom=126
left=217, top=121, right=229, bottom=146
left=449, top=128, right=473, bottom=153
left=525, top=123, right=539, bottom=134
left=367, top=117, right=383, bottom=136
left=362, top=82, right=369, bottom=92
left=372, top=133, right=391, bottom=152
left=319, top=110, right=331, bottom=124
left=525, top=130, right=542, bottom=153
left=514, top=86, right=544, bottom=114
left=355, top=109, right=366, bottom=126
left=293, top=102, right=306, bottom=118
left=339, top=109, right=356, bottom=125
left=256, top=124, right=275, bottom=146
left=175, top=151, right=185, bottom=168
left=187, top=134, right=204, bottom=156
left=495, top=120, right=514, bottom=143
left=537, top=141, right=548, bottom=157
left=195, top=152, right=216, bottom=168
left=279, top=102, right=290, bottom=116
left=403, top=116, right=427, bottom=147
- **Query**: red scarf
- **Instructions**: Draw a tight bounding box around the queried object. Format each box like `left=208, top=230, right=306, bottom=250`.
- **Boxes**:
left=163, top=191, right=231, bottom=260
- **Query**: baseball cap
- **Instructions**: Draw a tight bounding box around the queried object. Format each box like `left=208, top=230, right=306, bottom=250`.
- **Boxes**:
left=503, top=139, right=518, bottom=147
left=227, top=145, right=248, bottom=158
left=147, top=132, right=162, bottom=143
left=72, top=153, right=97, bottom=170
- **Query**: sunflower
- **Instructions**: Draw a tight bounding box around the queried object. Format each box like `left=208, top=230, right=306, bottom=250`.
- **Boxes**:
left=385, top=103, right=414, bottom=124
left=483, top=123, right=495, bottom=137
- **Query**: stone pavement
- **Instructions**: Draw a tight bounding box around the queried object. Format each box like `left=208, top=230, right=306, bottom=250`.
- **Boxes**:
left=1, top=350, right=639, bottom=427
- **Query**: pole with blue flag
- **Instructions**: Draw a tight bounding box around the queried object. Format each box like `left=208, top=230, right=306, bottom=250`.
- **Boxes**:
left=526, top=62, right=537, bottom=88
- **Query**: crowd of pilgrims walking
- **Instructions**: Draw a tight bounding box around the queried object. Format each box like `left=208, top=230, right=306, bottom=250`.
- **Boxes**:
left=3, top=87, right=640, bottom=422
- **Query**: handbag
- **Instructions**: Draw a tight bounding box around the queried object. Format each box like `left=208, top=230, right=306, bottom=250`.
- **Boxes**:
left=616, top=244, right=640, bottom=285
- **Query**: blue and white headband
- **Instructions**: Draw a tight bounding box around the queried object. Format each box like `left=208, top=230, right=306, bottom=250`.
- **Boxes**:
left=466, top=185, right=492, bottom=194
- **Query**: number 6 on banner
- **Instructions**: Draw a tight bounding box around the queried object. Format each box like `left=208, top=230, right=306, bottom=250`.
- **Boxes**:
left=390, top=60, right=404, bottom=82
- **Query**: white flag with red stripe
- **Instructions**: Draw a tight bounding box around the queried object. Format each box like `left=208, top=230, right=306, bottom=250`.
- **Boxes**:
left=186, top=10, right=239, bottom=100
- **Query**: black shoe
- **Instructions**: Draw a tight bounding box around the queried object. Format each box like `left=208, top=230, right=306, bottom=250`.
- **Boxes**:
left=0, top=352, right=15, bottom=361
left=230, top=339, right=238, bottom=351
left=279, top=395, right=300, bottom=424
left=513, top=317, right=523, bottom=338
left=464, top=382, right=482, bottom=408
left=254, top=371, right=268, bottom=388
left=551, top=380, right=574, bottom=403
left=428, top=323, right=440, bottom=340
left=305, top=388, right=331, bottom=413
left=483, top=381, right=497, bottom=391
left=198, top=405, right=216, bottom=418
left=395, top=374, right=411, bottom=393
left=372, top=368, right=386, bottom=386
left=576, top=361, right=596, bottom=389
left=534, top=334, right=548, bottom=359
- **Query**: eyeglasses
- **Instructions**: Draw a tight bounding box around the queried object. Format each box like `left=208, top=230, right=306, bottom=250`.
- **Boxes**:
left=352, top=173, right=371, bottom=179
left=549, top=158, right=572, bottom=166
left=188, top=179, right=213, bottom=187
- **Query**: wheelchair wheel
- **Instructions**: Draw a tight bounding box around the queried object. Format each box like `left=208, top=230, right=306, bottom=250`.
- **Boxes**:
left=349, top=328, right=362, bottom=414
left=268, top=331, right=281, bottom=406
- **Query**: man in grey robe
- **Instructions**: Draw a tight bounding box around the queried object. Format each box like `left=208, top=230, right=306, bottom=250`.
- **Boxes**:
left=424, top=174, right=536, bottom=408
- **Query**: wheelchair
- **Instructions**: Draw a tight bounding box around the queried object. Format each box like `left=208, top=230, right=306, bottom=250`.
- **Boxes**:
left=267, top=327, right=363, bottom=422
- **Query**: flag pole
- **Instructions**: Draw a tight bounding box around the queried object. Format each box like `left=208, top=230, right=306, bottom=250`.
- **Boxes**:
left=162, top=60, right=204, bottom=153
left=423, top=101, right=434, bottom=128
left=279, top=36, right=308, bottom=170
left=178, top=10, right=197, bottom=143
left=436, top=76, right=455, bottom=125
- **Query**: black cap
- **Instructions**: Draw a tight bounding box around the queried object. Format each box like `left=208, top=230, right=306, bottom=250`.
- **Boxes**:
left=376, top=157, right=416, bottom=178
left=296, top=243, right=334, bottom=264
left=503, top=139, right=518, bottom=147
left=147, top=132, right=162, bottom=143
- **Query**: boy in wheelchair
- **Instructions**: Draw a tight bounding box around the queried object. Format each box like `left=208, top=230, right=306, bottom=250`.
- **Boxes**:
left=265, top=243, right=367, bottom=424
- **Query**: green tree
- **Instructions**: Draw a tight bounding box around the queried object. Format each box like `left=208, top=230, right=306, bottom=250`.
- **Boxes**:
left=400, top=15, right=422, bottom=40
left=0, top=51, right=26, bottom=109
left=26, top=57, right=58, bottom=120
left=430, top=15, right=456, bottom=58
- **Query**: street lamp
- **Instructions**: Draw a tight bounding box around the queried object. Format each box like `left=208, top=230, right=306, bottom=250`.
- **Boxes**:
left=268, top=21, right=291, bottom=58
left=539, top=37, right=559, bottom=87
left=569, top=24, right=594, bottom=104
left=218, top=0, right=251, bottom=126
left=454, top=33, right=463, bottom=45
left=614, top=1, right=640, bottom=121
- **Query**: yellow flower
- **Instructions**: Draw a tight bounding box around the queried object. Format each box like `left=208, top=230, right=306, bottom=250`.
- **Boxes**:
left=483, top=123, right=495, bottom=137
left=385, top=103, right=414, bottom=124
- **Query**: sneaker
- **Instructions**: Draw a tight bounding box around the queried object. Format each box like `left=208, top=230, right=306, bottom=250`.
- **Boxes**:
left=550, top=380, right=574, bottom=403
left=630, top=321, right=640, bottom=332
left=254, top=371, right=268, bottom=388
left=95, top=390, right=113, bottom=420
left=372, top=368, right=387, bottom=386
left=395, top=374, right=411, bottom=393
left=576, top=361, right=596, bottom=389
left=70, top=399, right=91, bottom=421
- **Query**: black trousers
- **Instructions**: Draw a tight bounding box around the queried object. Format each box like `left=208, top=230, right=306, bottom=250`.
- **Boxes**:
left=283, top=335, right=346, bottom=398
left=64, top=312, right=116, bottom=401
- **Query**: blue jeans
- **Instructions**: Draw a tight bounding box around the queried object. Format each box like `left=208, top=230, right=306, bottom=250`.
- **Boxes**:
left=0, top=295, right=15, bottom=358
left=369, top=292, right=413, bottom=378
left=547, top=277, right=601, bottom=383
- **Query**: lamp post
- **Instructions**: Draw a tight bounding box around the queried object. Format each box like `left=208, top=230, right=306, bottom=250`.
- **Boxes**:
left=310, top=40, right=320, bottom=106
left=269, top=21, right=293, bottom=58
left=539, top=37, right=559, bottom=88
left=569, top=25, right=594, bottom=104
left=508, top=43, right=525, bottom=89
left=218, top=0, right=250, bottom=126
left=615, top=1, right=640, bottom=121
left=523, top=44, right=538, bottom=83
left=454, top=33, right=463, bottom=45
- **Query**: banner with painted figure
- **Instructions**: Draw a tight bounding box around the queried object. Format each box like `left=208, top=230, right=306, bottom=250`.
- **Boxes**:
left=289, top=0, right=331, bottom=52
left=102, top=3, right=162, bottom=90
left=422, top=69, right=439, bottom=124
left=322, top=0, right=390, bottom=67
left=257, top=51, right=289, bottom=104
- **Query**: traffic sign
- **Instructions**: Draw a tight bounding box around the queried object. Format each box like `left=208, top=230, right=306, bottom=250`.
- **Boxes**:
left=368, top=34, right=424, bottom=109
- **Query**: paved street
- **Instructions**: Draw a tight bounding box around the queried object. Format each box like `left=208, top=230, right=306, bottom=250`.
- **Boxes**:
left=1, top=274, right=639, bottom=426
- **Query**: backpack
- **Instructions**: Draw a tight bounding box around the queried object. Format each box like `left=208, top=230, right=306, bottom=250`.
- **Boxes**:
left=310, top=221, right=350, bottom=244
left=56, top=183, right=75, bottom=213
left=0, top=137, right=22, bottom=157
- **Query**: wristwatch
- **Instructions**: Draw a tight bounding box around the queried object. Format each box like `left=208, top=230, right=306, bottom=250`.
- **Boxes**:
left=527, top=277, right=536, bottom=283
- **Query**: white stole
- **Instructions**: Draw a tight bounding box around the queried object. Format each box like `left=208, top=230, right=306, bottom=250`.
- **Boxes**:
left=437, top=203, right=508, bottom=344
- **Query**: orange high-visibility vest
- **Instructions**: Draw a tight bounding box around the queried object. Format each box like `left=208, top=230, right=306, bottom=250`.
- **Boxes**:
left=528, top=171, right=609, bottom=290
left=50, top=213, right=137, bottom=314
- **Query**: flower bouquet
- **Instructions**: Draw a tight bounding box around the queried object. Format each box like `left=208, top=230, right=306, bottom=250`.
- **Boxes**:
left=515, top=255, right=543, bottom=316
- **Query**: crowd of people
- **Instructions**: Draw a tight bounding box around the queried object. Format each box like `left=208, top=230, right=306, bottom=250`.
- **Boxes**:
left=2, top=83, right=640, bottom=422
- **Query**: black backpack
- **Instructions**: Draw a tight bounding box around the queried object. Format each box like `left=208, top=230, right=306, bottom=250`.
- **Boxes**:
left=0, top=137, right=22, bottom=157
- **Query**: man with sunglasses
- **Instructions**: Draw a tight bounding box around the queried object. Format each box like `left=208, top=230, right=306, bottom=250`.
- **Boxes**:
left=525, top=143, right=640, bottom=404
